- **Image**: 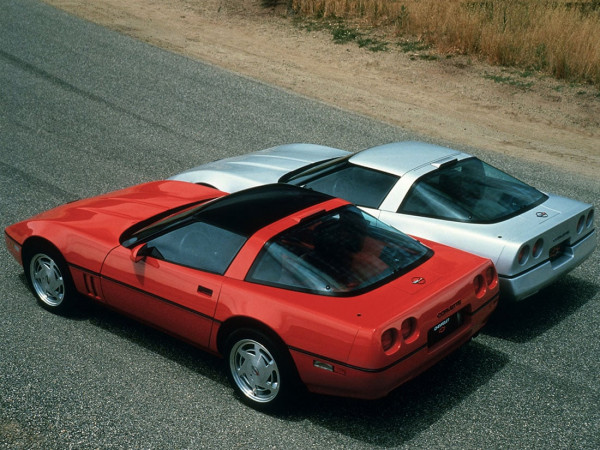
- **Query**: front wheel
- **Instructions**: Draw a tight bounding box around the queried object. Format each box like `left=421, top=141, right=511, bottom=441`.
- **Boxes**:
left=24, top=245, right=76, bottom=314
left=225, top=329, right=298, bottom=411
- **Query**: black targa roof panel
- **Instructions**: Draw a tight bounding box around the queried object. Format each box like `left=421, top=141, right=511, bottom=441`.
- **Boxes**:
left=197, top=184, right=335, bottom=237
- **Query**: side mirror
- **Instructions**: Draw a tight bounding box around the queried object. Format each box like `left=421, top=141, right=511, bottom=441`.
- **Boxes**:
left=130, top=243, right=149, bottom=262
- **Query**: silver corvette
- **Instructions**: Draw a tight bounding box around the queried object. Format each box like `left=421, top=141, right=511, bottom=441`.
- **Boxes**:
left=170, top=141, right=596, bottom=301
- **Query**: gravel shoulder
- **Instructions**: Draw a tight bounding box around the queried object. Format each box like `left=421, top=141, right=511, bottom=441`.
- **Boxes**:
left=43, top=0, right=600, bottom=180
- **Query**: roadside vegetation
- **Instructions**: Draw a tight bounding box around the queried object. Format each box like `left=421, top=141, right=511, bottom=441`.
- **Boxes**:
left=283, top=0, right=600, bottom=87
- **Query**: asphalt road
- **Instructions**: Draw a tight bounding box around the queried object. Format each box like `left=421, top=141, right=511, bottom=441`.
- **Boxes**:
left=1, top=1, right=599, bottom=448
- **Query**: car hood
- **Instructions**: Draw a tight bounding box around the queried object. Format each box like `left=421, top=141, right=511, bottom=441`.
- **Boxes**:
left=169, top=143, right=350, bottom=192
left=6, top=181, right=222, bottom=271
left=27, top=180, right=220, bottom=231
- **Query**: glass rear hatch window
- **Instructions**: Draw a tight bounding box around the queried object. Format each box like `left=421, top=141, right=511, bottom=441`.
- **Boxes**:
left=399, top=157, right=548, bottom=223
left=247, top=205, right=432, bottom=295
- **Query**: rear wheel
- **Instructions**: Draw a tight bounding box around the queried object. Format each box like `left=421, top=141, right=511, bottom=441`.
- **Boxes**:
left=225, top=328, right=298, bottom=411
left=24, top=244, right=76, bottom=314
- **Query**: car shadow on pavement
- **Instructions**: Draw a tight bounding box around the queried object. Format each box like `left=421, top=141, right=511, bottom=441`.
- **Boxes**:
left=82, top=298, right=228, bottom=386
left=482, top=275, right=599, bottom=343
left=287, top=341, right=509, bottom=446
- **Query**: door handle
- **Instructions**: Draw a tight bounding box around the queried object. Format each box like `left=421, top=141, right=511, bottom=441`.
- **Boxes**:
left=197, top=285, right=213, bottom=296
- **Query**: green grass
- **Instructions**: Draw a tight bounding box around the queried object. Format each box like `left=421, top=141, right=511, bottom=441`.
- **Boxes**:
left=295, top=18, right=388, bottom=52
left=398, top=40, right=431, bottom=53
left=484, top=72, right=534, bottom=90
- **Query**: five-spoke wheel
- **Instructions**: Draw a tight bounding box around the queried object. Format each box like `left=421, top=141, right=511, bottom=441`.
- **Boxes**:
left=24, top=244, right=75, bottom=313
left=229, top=338, right=280, bottom=403
left=225, top=329, right=298, bottom=411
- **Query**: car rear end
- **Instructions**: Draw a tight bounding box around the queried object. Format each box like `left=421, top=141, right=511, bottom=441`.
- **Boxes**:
left=495, top=197, right=595, bottom=300
left=294, top=244, right=499, bottom=400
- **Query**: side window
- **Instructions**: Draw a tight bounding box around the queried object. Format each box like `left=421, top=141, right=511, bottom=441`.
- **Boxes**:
left=303, top=165, right=398, bottom=209
left=146, top=221, right=247, bottom=274
left=399, top=172, right=473, bottom=220
left=249, top=241, right=335, bottom=293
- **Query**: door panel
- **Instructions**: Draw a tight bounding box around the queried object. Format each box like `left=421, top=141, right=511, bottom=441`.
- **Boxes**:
left=100, top=245, right=222, bottom=348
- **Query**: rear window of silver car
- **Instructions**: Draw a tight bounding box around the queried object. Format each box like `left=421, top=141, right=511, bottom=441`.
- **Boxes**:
left=399, top=157, right=548, bottom=223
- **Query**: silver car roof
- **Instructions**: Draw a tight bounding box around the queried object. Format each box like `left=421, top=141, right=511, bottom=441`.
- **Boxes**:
left=350, top=141, right=466, bottom=177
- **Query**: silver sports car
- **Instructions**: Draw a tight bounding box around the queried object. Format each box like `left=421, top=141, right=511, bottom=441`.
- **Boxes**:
left=170, top=141, right=596, bottom=301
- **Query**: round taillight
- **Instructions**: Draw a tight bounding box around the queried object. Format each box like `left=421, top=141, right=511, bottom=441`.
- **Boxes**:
left=577, top=215, right=585, bottom=234
left=518, top=245, right=530, bottom=265
left=532, top=238, right=544, bottom=258
left=401, top=317, right=417, bottom=340
left=587, top=210, right=594, bottom=228
left=474, top=274, right=485, bottom=297
left=381, top=328, right=397, bottom=352
left=485, top=266, right=497, bottom=286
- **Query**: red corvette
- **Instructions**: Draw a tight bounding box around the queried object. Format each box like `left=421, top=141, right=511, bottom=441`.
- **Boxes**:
left=5, top=181, right=498, bottom=410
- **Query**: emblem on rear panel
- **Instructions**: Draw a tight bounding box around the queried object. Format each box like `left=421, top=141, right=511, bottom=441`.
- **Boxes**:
left=437, top=300, right=462, bottom=318
left=433, top=318, right=450, bottom=333
left=536, top=212, right=548, bottom=218
left=411, top=277, right=426, bottom=285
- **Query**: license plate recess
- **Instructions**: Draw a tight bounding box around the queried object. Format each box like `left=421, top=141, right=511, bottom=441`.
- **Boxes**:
left=428, top=309, right=465, bottom=347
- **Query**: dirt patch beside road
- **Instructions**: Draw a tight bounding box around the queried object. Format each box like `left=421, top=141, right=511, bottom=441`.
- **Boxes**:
left=43, top=0, right=599, bottom=179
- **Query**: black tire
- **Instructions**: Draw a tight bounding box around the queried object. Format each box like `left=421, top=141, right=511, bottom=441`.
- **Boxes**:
left=23, top=243, right=76, bottom=314
left=224, top=328, right=299, bottom=412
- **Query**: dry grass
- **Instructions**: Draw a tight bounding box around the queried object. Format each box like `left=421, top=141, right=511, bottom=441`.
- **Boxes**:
left=291, top=0, right=600, bottom=86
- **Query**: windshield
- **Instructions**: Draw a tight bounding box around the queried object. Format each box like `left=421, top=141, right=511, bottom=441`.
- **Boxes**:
left=121, top=200, right=212, bottom=247
left=399, top=157, right=548, bottom=223
left=283, top=157, right=399, bottom=209
left=247, top=205, right=432, bottom=295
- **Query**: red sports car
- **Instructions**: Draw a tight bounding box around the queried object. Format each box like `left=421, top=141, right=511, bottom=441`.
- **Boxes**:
left=5, top=181, right=498, bottom=410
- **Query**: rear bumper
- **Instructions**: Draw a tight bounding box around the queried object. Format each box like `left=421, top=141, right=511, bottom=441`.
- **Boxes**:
left=500, top=229, right=596, bottom=301
left=291, top=293, right=499, bottom=400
